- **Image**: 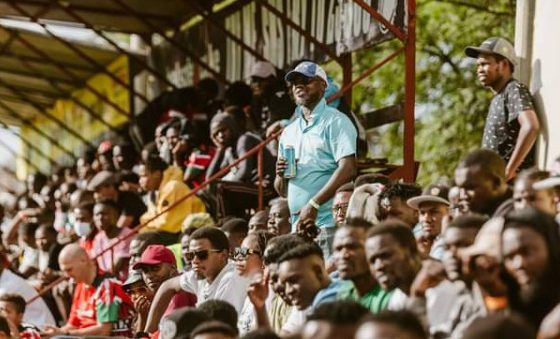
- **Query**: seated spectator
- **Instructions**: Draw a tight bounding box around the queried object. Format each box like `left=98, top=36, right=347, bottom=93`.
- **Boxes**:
left=133, top=245, right=196, bottom=334
left=112, top=142, right=138, bottom=173
left=379, top=182, right=422, bottom=228
left=234, top=231, right=275, bottom=334
left=0, top=293, right=41, bottom=338
left=248, top=210, right=269, bottom=234
left=139, top=155, right=206, bottom=245
left=513, top=169, right=556, bottom=215
left=129, top=231, right=165, bottom=268
left=97, top=140, right=115, bottom=172
left=144, top=227, right=248, bottom=333
left=364, top=221, right=422, bottom=308
left=277, top=242, right=346, bottom=335
left=207, top=110, right=277, bottom=218
left=191, top=321, right=238, bottom=339
left=407, top=184, right=450, bottom=259
left=92, top=199, right=133, bottom=280
left=34, top=225, right=64, bottom=281
left=247, top=234, right=306, bottom=332
left=221, top=218, right=249, bottom=257
left=41, top=244, right=134, bottom=337
left=122, top=270, right=153, bottom=333
left=267, top=198, right=291, bottom=236
left=88, top=170, right=147, bottom=228
left=180, top=227, right=198, bottom=272
left=333, top=221, right=392, bottom=313
left=501, top=207, right=560, bottom=328
left=332, top=183, right=353, bottom=227
left=301, top=300, right=371, bottom=339
left=454, top=149, right=512, bottom=217
left=72, top=202, right=97, bottom=256
left=346, top=183, right=385, bottom=226
left=356, top=310, right=427, bottom=339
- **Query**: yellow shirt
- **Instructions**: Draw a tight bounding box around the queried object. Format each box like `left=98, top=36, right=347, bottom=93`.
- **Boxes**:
left=140, top=166, right=206, bottom=233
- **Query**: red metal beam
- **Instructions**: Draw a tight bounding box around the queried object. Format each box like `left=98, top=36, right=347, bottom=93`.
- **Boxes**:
left=352, top=0, right=407, bottom=42
left=55, top=2, right=179, bottom=91
left=5, top=0, right=150, bottom=105
left=112, top=0, right=231, bottom=85
left=253, top=0, right=342, bottom=65
left=0, top=77, right=96, bottom=148
left=0, top=26, right=131, bottom=117
left=0, top=101, right=77, bottom=160
left=403, top=0, right=416, bottom=182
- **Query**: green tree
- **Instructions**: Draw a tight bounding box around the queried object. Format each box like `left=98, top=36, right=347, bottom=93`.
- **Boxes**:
left=344, top=0, right=516, bottom=185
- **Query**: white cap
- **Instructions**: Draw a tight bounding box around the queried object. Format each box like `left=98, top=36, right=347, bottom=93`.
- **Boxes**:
left=250, top=61, right=277, bottom=78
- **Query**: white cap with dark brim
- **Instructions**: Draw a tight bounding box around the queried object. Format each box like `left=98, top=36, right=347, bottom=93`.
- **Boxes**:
left=533, top=177, right=560, bottom=190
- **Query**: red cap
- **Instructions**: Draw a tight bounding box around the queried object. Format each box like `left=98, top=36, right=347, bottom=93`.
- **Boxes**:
left=132, top=244, right=176, bottom=270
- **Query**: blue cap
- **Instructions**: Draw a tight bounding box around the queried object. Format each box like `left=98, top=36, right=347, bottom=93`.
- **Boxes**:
left=285, top=61, right=328, bottom=84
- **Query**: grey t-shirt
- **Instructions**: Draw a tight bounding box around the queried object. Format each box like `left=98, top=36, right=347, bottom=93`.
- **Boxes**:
left=482, top=79, right=536, bottom=170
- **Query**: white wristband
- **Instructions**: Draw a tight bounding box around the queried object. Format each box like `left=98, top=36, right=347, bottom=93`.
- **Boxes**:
left=309, top=198, right=320, bottom=210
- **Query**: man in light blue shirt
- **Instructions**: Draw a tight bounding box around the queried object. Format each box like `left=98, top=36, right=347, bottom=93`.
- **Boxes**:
left=274, top=61, right=357, bottom=257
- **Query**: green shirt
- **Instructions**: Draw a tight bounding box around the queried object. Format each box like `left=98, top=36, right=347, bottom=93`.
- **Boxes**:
left=338, top=281, right=393, bottom=313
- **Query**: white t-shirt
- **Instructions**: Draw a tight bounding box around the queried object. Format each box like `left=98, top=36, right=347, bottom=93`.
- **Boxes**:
left=179, top=261, right=248, bottom=312
left=0, top=268, right=56, bottom=328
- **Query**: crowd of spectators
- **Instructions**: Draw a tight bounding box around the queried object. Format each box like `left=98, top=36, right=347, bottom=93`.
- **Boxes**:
left=0, top=37, right=559, bottom=339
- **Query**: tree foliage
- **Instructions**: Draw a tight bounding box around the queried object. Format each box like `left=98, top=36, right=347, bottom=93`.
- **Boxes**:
left=343, top=0, right=516, bottom=185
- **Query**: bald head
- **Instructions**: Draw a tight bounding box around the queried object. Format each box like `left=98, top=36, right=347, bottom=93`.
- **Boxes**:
left=59, top=244, right=95, bottom=283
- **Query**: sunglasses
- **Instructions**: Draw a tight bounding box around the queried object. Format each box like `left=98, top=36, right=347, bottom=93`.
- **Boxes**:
left=184, top=249, right=223, bottom=261
left=233, top=247, right=261, bottom=260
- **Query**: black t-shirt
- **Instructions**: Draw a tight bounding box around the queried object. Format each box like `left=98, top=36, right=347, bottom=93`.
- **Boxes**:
left=117, top=191, right=147, bottom=227
left=482, top=79, right=536, bottom=170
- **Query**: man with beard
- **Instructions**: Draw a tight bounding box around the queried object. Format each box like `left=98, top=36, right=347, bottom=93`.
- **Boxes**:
left=132, top=245, right=196, bottom=335
left=275, top=61, right=357, bottom=258
left=143, top=227, right=247, bottom=334
left=501, top=207, right=560, bottom=328
left=333, top=219, right=393, bottom=312
left=454, top=149, right=513, bottom=217
left=465, top=37, right=540, bottom=181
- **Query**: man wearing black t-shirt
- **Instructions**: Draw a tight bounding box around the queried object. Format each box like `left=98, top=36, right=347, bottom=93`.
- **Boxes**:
left=465, top=37, right=540, bottom=181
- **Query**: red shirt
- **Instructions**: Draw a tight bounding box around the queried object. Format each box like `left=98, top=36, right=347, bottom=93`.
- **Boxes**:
left=164, top=290, right=197, bottom=316
left=68, top=272, right=134, bottom=337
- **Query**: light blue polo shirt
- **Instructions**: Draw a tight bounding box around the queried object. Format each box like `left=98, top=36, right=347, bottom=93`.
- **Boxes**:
left=279, top=98, right=357, bottom=231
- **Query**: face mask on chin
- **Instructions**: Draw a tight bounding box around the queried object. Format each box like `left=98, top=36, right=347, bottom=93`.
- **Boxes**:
left=74, top=222, right=93, bottom=238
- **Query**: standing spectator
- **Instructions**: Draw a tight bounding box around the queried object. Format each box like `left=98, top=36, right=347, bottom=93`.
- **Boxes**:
left=407, top=184, right=450, bottom=259
left=87, top=170, right=147, bottom=228
left=379, top=182, right=422, bottom=228
left=0, top=294, right=40, bottom=338
left=465, top=37, right=540, bottom=181
left=42, top=244, right=134, bottom=337
left=332, top=183, right=353, bottom=227
left=267, top=198, right=291, bottom=236
left=139, top=155, right=206, bottom=244
left=144, top=227, right=248, bottom=333
left=454, top=149, right=512, bottom=217
left=275, top=62, right=357, bottom=257
left=92, top=199, right=133, bottom=280
left=333, top=221, right=393, bottom=313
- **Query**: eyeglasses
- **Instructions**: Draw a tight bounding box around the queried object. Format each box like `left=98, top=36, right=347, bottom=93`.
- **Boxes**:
left=184, top=249, right=223, bottom=261
left=332, top=203, right=349, bottom=213
left=233, top=247, right=261, bottom=260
